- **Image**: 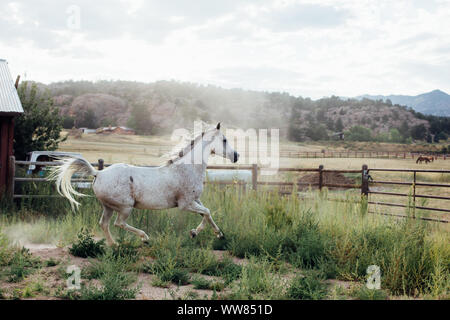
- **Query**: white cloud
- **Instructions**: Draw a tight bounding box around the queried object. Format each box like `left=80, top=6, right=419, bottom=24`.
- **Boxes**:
left=1, top=0, right=449, bottom=98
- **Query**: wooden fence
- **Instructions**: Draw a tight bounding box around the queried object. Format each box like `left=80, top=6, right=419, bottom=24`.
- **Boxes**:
left=152, top=147, right=449, bottom=160
left=7, top=156, right=450, bottom=223
left=278, top=150, right=450, bottom=160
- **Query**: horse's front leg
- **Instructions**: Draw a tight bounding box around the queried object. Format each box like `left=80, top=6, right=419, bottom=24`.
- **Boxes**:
left=182, top=200, right=224, bottom=239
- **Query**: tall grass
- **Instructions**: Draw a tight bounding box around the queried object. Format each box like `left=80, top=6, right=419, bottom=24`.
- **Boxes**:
left=1, top=183, right=448, bottom=298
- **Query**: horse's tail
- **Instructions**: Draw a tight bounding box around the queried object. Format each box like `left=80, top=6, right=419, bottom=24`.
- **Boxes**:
left=48, top=157, right=98, bottom=210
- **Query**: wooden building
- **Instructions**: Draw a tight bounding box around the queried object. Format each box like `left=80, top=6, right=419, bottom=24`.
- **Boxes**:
left=96, top=126, right=135, bottom=135
left=0, top=59, right=23, bottom=196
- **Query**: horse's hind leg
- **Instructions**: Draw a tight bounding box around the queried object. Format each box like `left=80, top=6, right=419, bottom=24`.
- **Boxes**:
left=184, top=200, right=224, bottom=239
left=100, top=204, right=115, bottom=246
left=114, top=207, right=150, bottom=242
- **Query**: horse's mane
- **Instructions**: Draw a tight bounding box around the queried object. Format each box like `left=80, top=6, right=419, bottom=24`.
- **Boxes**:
left=165, top=122, right=216, bottom=165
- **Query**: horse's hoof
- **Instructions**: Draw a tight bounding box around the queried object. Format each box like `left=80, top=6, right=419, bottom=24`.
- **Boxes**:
left=190, top=229, right=197, bottom=239
left=217, top=232, right=225, bottom=240
left=142, top=239, right=150, bottom=245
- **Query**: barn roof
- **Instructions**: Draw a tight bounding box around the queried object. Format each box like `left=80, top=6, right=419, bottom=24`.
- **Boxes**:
left=0, top=59, right=23, bottom=114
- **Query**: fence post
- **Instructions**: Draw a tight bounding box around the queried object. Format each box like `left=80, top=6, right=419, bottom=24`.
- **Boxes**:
left=318, top=165, right=323, bottom=191
left=413, top=171, right=416, bottom=218
left=7, top=156, right=15, bottom=198
left=98, top=159, right=104, bottom=171
left=252, top=164, right=258, bottom=191
left=361, top=164, right=369, bottom=196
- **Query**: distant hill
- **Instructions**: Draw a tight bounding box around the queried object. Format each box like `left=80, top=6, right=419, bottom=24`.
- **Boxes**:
left=358, top=90, right=450, bottom=117
left=23, top=79, right=450, bottom=142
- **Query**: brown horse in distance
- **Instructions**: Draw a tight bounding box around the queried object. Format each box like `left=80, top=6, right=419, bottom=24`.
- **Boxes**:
left=416, top=155, right=434, bottom=164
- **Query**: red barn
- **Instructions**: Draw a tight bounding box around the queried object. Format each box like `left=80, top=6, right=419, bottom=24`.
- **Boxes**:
left=0, top=59, right=23, bottom=196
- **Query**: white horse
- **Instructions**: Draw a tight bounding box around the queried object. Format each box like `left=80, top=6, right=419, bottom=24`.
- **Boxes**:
left=50, top=123, right=239, bottom=245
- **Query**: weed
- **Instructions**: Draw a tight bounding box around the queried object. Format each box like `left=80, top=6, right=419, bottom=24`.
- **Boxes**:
left=191, top=275, right=225, bottom=291
left=44, top=258, right=59, bottom=267
left=264, top=201, right=292, bottom=230
left=78, top=252, right=139, bottom=300
left=287, top=272, right=328, bottom=300
left=148, top=254, right=190, bottom=285
left=111, top=236, right=141, bottom=262
left=351, top=284, right=388, bottom=300
left=229, top=257, right=285, bottom=300
left=69, top=228, right=105, bottom=258
left=4, top=248, right=40, bottom=283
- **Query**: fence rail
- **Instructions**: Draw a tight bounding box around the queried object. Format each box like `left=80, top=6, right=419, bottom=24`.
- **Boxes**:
left=278, top=150, right=450, bottom=160
left=8, top=156, right=450, bottom=223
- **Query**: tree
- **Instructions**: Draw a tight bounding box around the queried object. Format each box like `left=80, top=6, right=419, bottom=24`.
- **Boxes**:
left=435, top=132, right=448, bottom=143
left=288, top=102, right=304, bottom=141
left=75, top=109, right=98, bottom=128
left=335, top=118, right=344, bottom=132
left=398, top=120, right=410, bottom=139
left=345, top=126, right=372, bottom=141
left=127, top=102, right=155, bottom=135
left=305, top=123, right=328, bottom=141
left=14, top=82, right=66, bottom=159
left=325, top=118, right=335, bottom=131
left=389, top=128, right=403, bottom=143
left=410, top=124, right=427, bottom=140
left=62, top=116, right=75, bottom=129
left=316, top=108, right=326, bottom=122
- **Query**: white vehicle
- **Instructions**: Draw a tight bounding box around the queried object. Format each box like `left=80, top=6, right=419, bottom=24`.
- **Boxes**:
left=206, top=169, right=252, bottom=184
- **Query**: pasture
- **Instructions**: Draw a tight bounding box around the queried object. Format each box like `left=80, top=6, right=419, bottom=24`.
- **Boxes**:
left=0, top=132, right=449, bottom=300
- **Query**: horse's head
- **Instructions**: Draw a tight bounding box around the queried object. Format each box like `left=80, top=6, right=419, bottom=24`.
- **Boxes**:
left=209, top=122, right=239, bottom=163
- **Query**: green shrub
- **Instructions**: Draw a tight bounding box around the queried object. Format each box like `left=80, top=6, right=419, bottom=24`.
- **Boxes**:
left=44, top=258, right=59, bottom=267
left=4, top=248, right=40, bottom=283
left=148, top=253, right=190, bottom=285
left=200, top=255, right=242, bottom=285
left=264, top=202, right=292, bottom=230
left=69, top=228, right=105, bottom=258
left=283, top=211, right=329, bottom=269
left=78, top=253, right=139, bottom=300
left=287, top=273, right=328, bottom=300
left=191, top=275, right=224, bottom=291
left=111, top=237, right=141, bottom=262
left=228, top=257, right=284, bottom=300
left=352, top=285, right=388, bottom=300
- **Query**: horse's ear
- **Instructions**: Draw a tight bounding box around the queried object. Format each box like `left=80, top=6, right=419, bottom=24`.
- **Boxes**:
left=216, top=122, right=221, bottom=130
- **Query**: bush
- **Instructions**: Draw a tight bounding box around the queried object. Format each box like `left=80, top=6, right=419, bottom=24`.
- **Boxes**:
left=352, top=285, right=388, bottom=300
left=282, top=211, right=329, bottom=269
left=287, top=273, right=328, bottom=300
left=148, top=253, right=190, bottom=285
left=4, top=248, right=41, bottom=283
left=228, top=257, right=284, bottom=299
left=69, top=228, right=106, bottom=258
left=111, top=237, right=141, bottom=262
left=79, top=253, right=139, bottom=300
left=191, top=275, right=225, bottom=291
left=345, top=126, right=372, bottom=141
left=264, top=202, right=292, bottom=230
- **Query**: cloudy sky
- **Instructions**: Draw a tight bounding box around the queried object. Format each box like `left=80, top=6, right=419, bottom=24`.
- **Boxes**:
left=1, top=0, right=449, bottom=99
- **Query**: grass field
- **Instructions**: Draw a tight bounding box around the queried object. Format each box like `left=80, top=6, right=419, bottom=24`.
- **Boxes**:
left=58, top=132, right=450, bottom=222
left=0, top=132, right=448, bottom=300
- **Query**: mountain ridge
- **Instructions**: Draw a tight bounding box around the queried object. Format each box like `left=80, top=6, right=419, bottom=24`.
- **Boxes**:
left=356, top=89, right=450, bottom=117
